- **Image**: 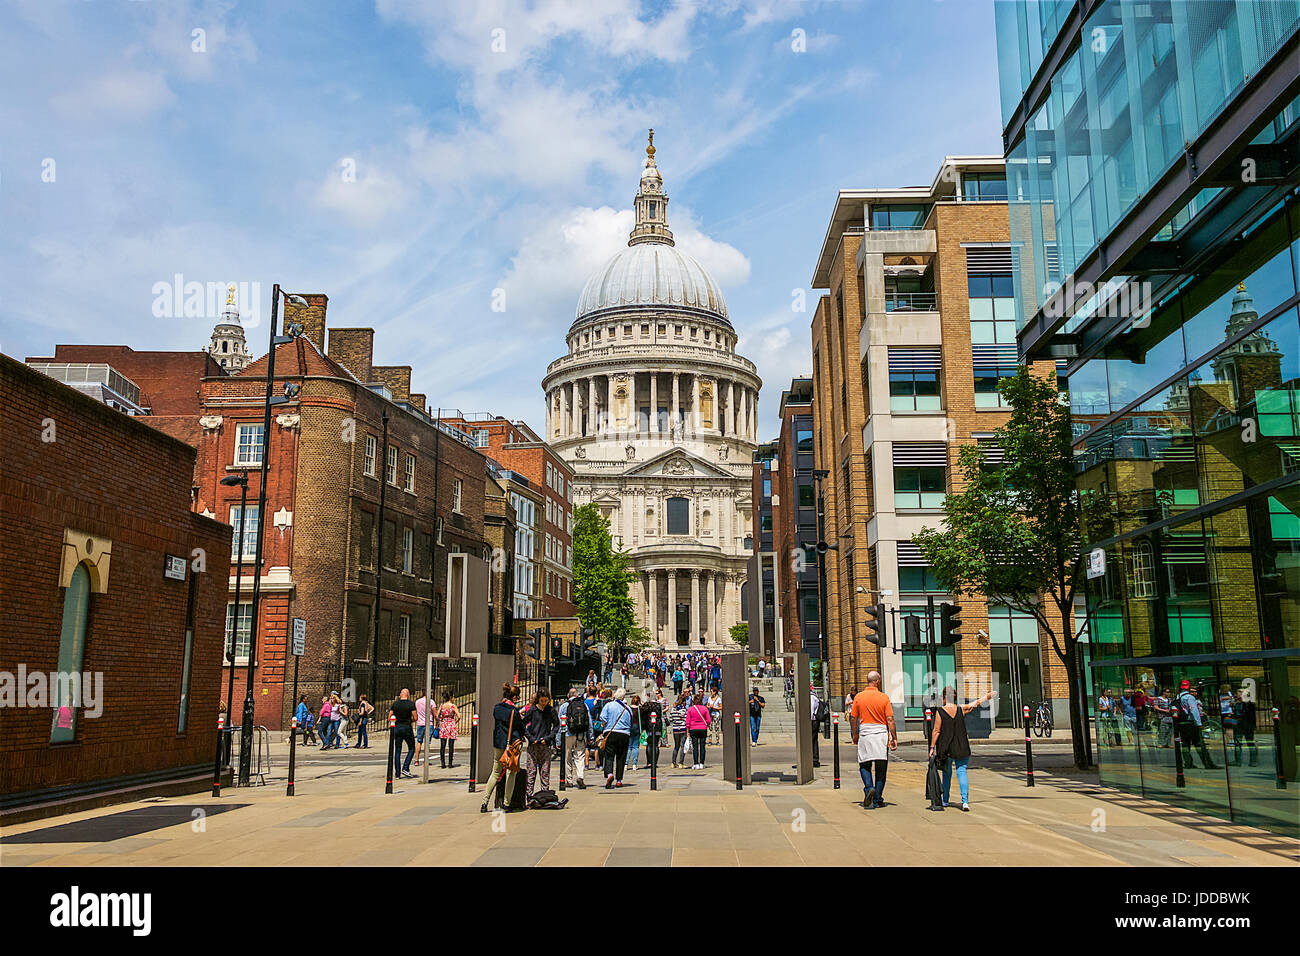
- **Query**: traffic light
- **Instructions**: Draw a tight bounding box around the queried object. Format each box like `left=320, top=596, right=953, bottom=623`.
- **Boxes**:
left=863, top=603, right=887, bottom=647
left=579, top=627, right=597, bottom=659
left=902, top=614, right=923, bottom=650
left=939, top=602, right=963, bottom=647
left=525, top=627, right=541, bottom=660
left=550, top=636, right=563, bottom=660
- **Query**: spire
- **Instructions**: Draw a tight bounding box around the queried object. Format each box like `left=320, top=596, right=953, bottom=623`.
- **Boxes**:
left=628, top=128, right=673, bottom=246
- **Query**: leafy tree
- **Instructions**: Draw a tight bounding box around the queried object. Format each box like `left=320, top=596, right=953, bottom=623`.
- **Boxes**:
left=572, top=504, right=639, bottom=652
left=729, top=621, right=749, bottom=648
left=913, top=368, right=1091, bottom=769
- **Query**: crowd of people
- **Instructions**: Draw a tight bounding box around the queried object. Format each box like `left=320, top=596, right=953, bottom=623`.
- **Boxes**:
left=602, top=650, right=726, bottom=699
left=1098, top=678, right=1258, bottom=769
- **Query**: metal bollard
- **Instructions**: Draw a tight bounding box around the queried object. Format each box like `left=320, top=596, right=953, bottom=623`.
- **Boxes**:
left=468, top=714, right=479, bottom=793
left=1173, top=733, right=1186, bottom=788
left=211, top=713, right=226, bottom=797
left=1272, top=708, right=1285, bottom=790
left=650, top=711, right=659, bottom=791
left=924, top=707, right=933, bottom=748
left=385, top=712, right=396, bottom=794
left=733, top=712, right=743, bottom=790
left=559, top=714, right=567, bottom=792
left=287, top=716, right=298, bottom=797
left=1023, top=705, right=1035, bottom=787
left=832, top=713, right=841, bottom=790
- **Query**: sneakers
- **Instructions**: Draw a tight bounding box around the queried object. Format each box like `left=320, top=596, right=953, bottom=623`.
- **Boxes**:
left=960, top=803, right=970, bottom=812
left=605, top=774, right=615, bottom=789
left=576, top=779, right=587, bottom=790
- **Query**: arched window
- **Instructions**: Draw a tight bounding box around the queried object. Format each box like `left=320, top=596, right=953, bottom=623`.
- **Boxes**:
left=666, top=497, right=689, bottom=535
left=702, top=509, right=713, bottom=534
left=51, top=563, right=91, bottom=744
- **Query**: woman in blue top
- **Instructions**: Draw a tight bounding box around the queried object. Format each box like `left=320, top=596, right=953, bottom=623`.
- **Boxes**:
left=600, top=688, right=635, bottom=788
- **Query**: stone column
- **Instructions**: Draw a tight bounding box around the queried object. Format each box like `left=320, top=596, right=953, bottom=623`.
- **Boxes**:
left=671, top=373, right=680, bottom=439
left=648, top=570, right=658, bottom=644
left=689, top=570, right=701, bottom=644
left=667, top=570, right=677, bottom=645
left=571, top=380, right=580, bottom=435
left=749, top=389, right=757, bottom=440
left=588, top=378, right=597, bottom=436
left=546, top=390, right=552, bottom=438
left=607, top=375, right=615, bottom=435
left=560, top=386, right=570, bottom=438
left=727, top=380, right=735, bottom=437
left=692, top=374, right=701, bottom=436
left=650, top=372, right=659, bottom=436
left=707, top=571, right=717, bottom=644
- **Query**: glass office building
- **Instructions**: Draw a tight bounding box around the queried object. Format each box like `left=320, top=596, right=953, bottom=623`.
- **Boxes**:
left=996, top=0, right=1299, bottom=836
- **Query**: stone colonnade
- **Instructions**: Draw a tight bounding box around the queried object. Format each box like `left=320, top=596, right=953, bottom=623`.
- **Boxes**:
left=639, top=567, right=735, bottom=646
left=547, top=370, right=757, bottom=442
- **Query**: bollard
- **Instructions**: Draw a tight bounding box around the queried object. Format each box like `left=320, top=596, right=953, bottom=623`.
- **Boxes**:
left=1272, top=708, right=1285, bottom=789
left=832, top=713, right=841, bottom=790
left=559, top=714, right=567, bottom=792
left=468, top=714, right=479, bottom=793
left=733, top=712, right=743, bottom=790
left=1023, top=705, right=1035, bottom=787
left=650, top=711, right=659, bottom=792
left=924, top=707, right=933, bottom=749
left=385, top=712, right=396, bottom=794
left=211, top=713, right=226, bottom=797
left=287, top=716, right=298, bottom=797
left=1173, top=733, right=1186, bottom=788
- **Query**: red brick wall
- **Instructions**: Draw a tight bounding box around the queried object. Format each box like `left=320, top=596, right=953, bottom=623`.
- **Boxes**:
left=0, top=354, right=231, bottom=800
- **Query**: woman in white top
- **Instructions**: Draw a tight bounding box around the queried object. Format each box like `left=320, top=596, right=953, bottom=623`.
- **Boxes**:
left=707, top=688, right=723, bottom=745
left=333, top=695, right=349, bottom=748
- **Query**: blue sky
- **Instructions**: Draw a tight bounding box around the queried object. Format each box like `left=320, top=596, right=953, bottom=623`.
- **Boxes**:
left=0, top=0, right=1005, bottom=437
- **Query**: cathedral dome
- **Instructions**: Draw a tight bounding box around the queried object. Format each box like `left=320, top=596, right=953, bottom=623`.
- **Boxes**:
left=574, top=242, right=729, bottom=325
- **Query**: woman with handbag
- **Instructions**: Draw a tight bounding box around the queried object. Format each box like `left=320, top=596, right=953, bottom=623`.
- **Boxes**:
left=437, top=691, right=459, bottom=768
left=598, top=687, right=635, bottom=788
left=480, top=683, right=525, bottom=813
left=686, top=692, right=711, bottom=770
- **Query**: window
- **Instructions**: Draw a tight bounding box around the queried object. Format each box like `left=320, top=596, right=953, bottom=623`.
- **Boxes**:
left=234, top=423, right=264, bottom=466
left=436, top=516, right=444, bottom=545
left=546, top=464, right=553, bottom=486
left=961, top=171, right=1008, bottom=201
left=51, top=563, right=91, bottom=744
left=225, top=601, right=253, bottom=661
left=402, top=527, right=413, bottom=573
left=974, top=361, right=1018, bottom=408
left=760, top=514, right=772, bottom=532
left=798, top=483, right=815, bottom=507
left=474, top=429, right=489, bottom=448
left=397, top=614, right=410, bottom=664
left=404, top=454, right=416, bottom=492
left=800, top=593, right=819, bottom=625
left=898, top=566, right=943, bottom=591
left=894, top=467, right=946, bottom=509
left=870, top=203, right=929, bottom=230
left=888, top=348, right=942, bottom=411
left=666, top=497, right=689, bottom=535
left=386, top=446, right=398, bottom=485
left=230, top=504, right=259, bottom=558
left=796, top=428, right=814, bottom=452
left=763, top=478, right=771, bottom=498
left=988, top=605, right=1039, bottom=644
left=364, top=435, right=377, bottom=476
left=452, top=479, right=463, bottom=513
left=967, top=271, right=1017, bottom=344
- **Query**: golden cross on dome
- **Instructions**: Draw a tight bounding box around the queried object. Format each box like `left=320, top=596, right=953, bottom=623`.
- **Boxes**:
left=647, top=128, right=655, bottom=158
left=226, top=283, right=236, bottom=306
left=1238, top=282, right=1247, bottom=293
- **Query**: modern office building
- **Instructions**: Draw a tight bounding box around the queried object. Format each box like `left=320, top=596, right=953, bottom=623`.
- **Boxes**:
left=749, top=441, right=779, bottom=657
left=996, top=0, right=1299, bottom=834
left=810, top=155, right=1065, bottom=726
left=776, top=377, right=821, bottom=659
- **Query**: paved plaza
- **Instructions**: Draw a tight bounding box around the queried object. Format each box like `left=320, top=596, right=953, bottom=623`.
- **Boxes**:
left=2, top=732, right=1295, bottom=868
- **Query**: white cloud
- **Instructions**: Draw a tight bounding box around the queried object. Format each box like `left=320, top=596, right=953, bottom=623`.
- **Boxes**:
left=313, top=157, right=411, bottom=227
left=50, top=70, right=176, bottom=121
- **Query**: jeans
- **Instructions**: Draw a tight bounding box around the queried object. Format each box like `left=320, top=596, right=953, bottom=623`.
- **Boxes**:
left=689, top=729, right=707, bottom=765
left=628, top=732, right=641, bottom=767
left=941, top=756, right=969, bottom=805
left=392, top=725, right=415, bottom=774
left=858, top=759, right=887, bottom=805
left=321, top=718, right=336, bottom=748
left=750, top=715, right=761, bottom=743
left=356, top=717, right=369, bottom=748
left=603, top=731, right=630, bottom=781
left=672, top=731, right=687, bottom=764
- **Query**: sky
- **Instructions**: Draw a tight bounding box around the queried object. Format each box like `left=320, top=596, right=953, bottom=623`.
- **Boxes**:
left=0, top=0, right=1005, bottom=439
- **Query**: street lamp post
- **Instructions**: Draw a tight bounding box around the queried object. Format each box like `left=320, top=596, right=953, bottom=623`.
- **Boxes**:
left=238, top=284, right=308, bottom=787
left=219, top=470, right=248, bottom=772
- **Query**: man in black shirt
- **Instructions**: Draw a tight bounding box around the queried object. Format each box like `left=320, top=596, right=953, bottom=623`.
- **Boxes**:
left=390, top=688, right=417, bottom=779
left=749, top=689, right=766, bottom=745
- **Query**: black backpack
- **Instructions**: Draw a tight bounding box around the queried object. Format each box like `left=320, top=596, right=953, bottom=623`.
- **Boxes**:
left=566, top=699, right=589, bottom=735
left=815, top=698, right=829, bottom=723
left=527, top=789, right=568, bottom=810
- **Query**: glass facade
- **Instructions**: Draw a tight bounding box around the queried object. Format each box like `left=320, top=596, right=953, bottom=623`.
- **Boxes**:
left=998, top=1, right=1300, bottom=837
left=998, top=0, right=1300, bottom=325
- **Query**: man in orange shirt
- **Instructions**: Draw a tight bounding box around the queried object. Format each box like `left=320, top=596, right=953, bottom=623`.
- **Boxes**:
left=849, top=671, right=897, bottom=809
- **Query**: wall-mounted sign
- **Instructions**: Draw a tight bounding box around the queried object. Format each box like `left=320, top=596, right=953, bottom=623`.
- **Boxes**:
left=291, top=617, right=306, bottom=657
left=164, top=554, right=186, bottom=581
left=1086, top=548, right=1106, bottom=580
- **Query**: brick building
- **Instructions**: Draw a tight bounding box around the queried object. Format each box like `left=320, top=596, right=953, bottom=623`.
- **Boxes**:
left=439, top=414, right=576, bottom=618
left=182, top=297, right=489, bottom=728
left=483, top=462, right=519, bottom=643
left=810, top=156, right=1066, bottom=728
left=0, top=354, right=231, bottom=816
left=25, top=344, right=226, bottom=417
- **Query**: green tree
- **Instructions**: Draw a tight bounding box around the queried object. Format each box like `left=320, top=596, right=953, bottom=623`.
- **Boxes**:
left=729, top=621, right=749, bottom=648
left=572, top=503, right=640, bottom=653
left=913, top=368, right=1091, bottom=769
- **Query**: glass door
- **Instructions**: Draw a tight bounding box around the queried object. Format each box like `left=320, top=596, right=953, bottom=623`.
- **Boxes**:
left=991, top=645, right=1042, bottom=727
left=991, top=647, right=1014, bottom=727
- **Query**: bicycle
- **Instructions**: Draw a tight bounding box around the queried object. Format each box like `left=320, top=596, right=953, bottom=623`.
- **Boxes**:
left=1032, top=700, right=1053, bottom=738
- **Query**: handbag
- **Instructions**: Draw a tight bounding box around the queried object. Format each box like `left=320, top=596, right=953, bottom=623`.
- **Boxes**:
left=500, top=706, right=522, bottom=772
left=597, top=701, right=629, bottom=753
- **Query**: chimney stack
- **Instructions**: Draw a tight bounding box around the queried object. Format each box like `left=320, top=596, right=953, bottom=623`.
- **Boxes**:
left=283, top=293, right=328, bottom=352
left=328, top=328, right=374, bottom=383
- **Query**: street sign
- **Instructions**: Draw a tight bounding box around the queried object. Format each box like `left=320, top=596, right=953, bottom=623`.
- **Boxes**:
left=1086, top=548, right=1106, bottom=579
left=291, top=617, right=306, bottom=657
left=163, top=554, right=186, bottom=581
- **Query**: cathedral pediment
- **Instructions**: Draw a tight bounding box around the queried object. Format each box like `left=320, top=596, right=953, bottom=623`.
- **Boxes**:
left=623, top=447, right=733, bottom=480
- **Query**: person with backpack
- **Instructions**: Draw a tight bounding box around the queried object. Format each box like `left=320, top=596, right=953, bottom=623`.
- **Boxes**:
left=686, top=692, right=712, bottom=769
left=560, top=688, right=590, bottom=788
left=810, top=686, right=826, bottom=767
left=599, top=688, right=635, bottom=788
left=748, top=688, right=766, bottom=745
left=521, top=688, right=560, bottom=799
left=1174, top=680, right=1218, bottom=770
